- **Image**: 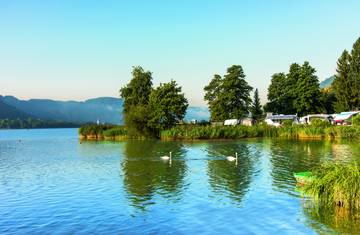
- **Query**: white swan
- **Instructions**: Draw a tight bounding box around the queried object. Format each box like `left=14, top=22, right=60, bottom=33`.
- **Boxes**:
left=226, top=152, right=238, bottom=162
left=161, top=151, right=172, bottom=161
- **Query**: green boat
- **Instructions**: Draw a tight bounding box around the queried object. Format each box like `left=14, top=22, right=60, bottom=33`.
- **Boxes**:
left=293, top=171, right=314, bottom=185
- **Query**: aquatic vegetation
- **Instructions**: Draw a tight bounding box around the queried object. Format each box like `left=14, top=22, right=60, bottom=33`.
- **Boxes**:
left=161, top=124, right=360, bottom=140
left=160, top=124, right=273, bottom=140
left=303, top=162, right=360, bottom=210
left=79, top=124, right=360, bottom=140
left=103, top=126, right=128, bottom=139
left=78, top=124, right=118, bottom=139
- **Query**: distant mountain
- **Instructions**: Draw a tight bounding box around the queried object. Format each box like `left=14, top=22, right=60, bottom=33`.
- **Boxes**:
left=0, top=96, right=123, bottom=124
left=0, top=99, right=33, bottom=119
left=320, top=76, right=335, bottom=89
left=0, top=95, right=210, bottom=124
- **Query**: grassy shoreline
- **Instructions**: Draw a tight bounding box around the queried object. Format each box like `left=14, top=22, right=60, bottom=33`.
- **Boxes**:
left=79, top=124, right=360, bottom=141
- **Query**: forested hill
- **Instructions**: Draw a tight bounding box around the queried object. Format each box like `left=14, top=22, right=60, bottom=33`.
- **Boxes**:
left=0, top=96, right=124, bottom=124
left=0, top=95, right=209, bottom=125
left=320, top=76, right=335, bottom=89
left=0, top=100, right=32, bottom=119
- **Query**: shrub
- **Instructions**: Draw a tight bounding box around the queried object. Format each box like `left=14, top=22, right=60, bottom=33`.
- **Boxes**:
left=352, top=114, right=360, bottom=126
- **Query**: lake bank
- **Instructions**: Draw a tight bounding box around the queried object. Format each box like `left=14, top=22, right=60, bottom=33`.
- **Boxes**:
left=79, top=124, right=360, bottom=141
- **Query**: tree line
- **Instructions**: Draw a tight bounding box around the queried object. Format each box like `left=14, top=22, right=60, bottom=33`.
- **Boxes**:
left=0, top=118, right=80, bottom=129
left=265, top=36, right=360, bottom=115
left=204, top=36, right=360, bottom=120
left=121, top=36, right=360, bottom=137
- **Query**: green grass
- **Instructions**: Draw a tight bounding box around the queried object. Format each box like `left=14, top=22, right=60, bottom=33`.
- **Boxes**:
left=79, top=123, right=360, bottom=140
left=160, top=124, right=360, bottom=140
left=79, top=124, right=119, bottom=138
left=102, top=126, right=127, bottom=138
left=303, top=162, right=360, bottom=210
left=160, top=124, right=273, bottom=140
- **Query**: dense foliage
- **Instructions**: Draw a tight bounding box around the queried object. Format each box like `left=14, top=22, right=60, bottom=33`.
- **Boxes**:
left=303, top=162, right=360, bottom=210
left=120, top=66, right=153, bottom=113
left=120, top=66, right=188, bottom=137
left=0, top=118, right=79, bottom=129
left=204, top=65, right=253, bottom=121
left=148, top=81, right=188, bottom=133
left=333, top=37, right=360, bottom=112
left=264, top=62, right=324, bottom=116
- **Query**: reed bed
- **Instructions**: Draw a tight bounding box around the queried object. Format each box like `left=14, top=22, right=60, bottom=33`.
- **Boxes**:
left=160, top=124, right=360, bottom=140
left=79, top=123, right=360, bottom=140
left=303, top=162, right=360, bottom=210
left=79, top=124, right=119, bottom=139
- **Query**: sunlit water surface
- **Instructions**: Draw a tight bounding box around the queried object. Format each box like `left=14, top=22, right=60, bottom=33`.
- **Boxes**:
left=1, top=129, right=360, bottom=234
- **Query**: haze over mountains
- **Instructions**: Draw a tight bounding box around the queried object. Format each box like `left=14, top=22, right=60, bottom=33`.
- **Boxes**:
left=0, top=95, right=209, bottom=124
left=319, top=76, right=335, bottom=89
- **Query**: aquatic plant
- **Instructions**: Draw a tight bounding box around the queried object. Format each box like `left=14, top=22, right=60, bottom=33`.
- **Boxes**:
left=79, top=124, right=117, bottom=138
left=303, top=162, right=360, bottom=210
left=103, top=126, right=127, bottom=138
left=160, top=124, right=360, bottom=140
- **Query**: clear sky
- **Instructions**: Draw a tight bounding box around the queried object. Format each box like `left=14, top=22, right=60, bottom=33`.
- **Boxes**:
left=0, top=0, right=359, bottom=106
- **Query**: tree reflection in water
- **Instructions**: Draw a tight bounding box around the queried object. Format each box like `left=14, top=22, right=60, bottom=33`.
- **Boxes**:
left=205, top=141, right=259, bottom=205
left=121, top=140, right=187, bottom=210
left=268, top=139, right=330, bottom=195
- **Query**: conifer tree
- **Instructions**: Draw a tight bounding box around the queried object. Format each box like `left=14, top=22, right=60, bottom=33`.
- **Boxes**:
left=251, top=89, right=263, bottom=122
left=333, top=37, right=360, bottom=112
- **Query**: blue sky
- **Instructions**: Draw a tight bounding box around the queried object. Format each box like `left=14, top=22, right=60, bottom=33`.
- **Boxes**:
left=0, top=0, right=359, bottom=106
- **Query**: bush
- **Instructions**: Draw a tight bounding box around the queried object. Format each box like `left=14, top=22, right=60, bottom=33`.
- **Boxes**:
left=352, top=114, right=360, bottom=126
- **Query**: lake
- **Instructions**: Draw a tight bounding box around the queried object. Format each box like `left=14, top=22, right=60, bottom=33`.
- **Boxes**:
left=0, top=128, right=360, bottom=234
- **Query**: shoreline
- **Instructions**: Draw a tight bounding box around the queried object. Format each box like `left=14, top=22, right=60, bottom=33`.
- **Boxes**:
left=78, top=124, right=360, bottom=141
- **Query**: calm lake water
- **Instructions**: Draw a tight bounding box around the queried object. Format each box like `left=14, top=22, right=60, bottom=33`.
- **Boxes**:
left=1, top=128, right=360, bottom=234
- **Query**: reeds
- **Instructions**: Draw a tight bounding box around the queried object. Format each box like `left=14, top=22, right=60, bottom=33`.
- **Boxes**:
left=303, top=162, right=360, bottom=210
left=79, top=124, right=118, bottom=139
left=79, top=123, right=360, bottom=140
left=160, top=124, right=360, bottom=140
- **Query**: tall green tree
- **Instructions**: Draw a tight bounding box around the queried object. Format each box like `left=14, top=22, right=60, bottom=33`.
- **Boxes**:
left=264, top=73, right=295, bottom=114
left=120, top=66, right=153, bottom=136
left=320, top=88, right=336, bottom=114
left=251, top=89, right=263, bottom=121
left=204, top=75, right=226, bottom=121
left=292, top=62, right=324, bottom=115
left=204, top=65, right=253, bottom=121
left=333, top=37, right=360, bottom=112
left=148, top=81, right=188, bottom=133
left=120, top=66, right=153, bottom=113
left=265, top=62, right=323, bottom=116
left=333, top=51, right=351, bottom=112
